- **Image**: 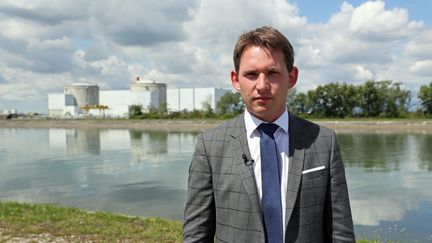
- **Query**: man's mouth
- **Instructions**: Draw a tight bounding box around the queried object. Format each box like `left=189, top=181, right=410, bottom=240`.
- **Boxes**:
left=254, top=96, right=272, bottom=100
left=254, top=96, right=272, bottom=104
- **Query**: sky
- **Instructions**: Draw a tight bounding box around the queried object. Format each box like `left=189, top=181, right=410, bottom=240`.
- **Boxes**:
left=0, top=0, right=431, bottom=113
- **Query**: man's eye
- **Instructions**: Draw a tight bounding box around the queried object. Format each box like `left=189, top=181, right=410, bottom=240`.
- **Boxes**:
left=244, top=73, right=257, bottom=79
left=268, top=70, right=279, bottom=76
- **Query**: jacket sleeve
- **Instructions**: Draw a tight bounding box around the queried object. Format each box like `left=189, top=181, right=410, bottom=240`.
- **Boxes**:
left=183, top=134, right=215, bottom=243
left=324, top=132, right=356, bottom=243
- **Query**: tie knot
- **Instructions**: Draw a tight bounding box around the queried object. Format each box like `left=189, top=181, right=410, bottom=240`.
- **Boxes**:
left=258, top=123, right=279, bottom=138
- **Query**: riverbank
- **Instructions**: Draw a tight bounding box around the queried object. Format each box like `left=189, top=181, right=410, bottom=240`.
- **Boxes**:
left=1, top=118, right=432, bottom=133
left=0, top=201, right=181, bottom=242
left=0, top=201, right=383, bottom=242
left=0, top=119, right=220, bottom=132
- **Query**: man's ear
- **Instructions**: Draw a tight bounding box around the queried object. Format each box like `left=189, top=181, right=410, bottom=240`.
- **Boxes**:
left=288, top=66, right=298, bottom=89
left=231, top=70, right=241, bottom=91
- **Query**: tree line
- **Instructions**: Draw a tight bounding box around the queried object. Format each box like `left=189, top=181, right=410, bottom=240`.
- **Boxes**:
left=288, top=80, right=432, bottom=118
left=129, top=80, right=432, bottom=119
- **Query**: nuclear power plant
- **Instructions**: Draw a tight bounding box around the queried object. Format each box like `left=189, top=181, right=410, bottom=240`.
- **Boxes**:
left=48, top=78, right=231, bottom=118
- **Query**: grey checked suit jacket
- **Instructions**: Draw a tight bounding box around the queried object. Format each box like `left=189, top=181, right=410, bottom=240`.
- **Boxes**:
left=183, top=114, right=355, bottom=243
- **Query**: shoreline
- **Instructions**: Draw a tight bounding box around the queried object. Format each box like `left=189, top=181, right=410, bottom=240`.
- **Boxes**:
left=1, top=118, right=432, bottom=133
left=0, top=119, right=221, bottom=132
left=0, top=201, right=378, bottom=243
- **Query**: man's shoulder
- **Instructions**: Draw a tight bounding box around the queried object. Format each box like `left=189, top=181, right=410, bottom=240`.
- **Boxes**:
left=200, top=115, right=244, bottom=140
left=290, top=114, right=335, bottom=137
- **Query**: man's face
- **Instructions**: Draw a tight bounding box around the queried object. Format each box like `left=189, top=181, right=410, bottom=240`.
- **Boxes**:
left=231, top=46, right=298, bottom=122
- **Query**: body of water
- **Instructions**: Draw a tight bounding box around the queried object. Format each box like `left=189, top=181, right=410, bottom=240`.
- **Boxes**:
left=0, top=128, right=431, bottom=241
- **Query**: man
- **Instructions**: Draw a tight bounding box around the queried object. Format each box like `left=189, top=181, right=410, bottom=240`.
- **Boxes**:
left=183, top=26, right=355, bottom=243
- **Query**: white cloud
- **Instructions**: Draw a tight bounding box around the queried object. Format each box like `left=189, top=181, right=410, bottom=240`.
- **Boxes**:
left=0, top=73, right=7, bottom=84
left=0, top=0, right=431, bottom=112
left=354, top=65, right=374, bottom=80
left=403, top=30, right=432, bottom=60
left=89, top=1, right=194, bottom=46
left=351, top=198, right=407, bottom=226
left=409, top=60, right=432, bottom=76
left=350, top=168, right=432, bottom=227
left=295, top=0, right=428, bottom=87
left=1, top=18, right=40, bottom=39
left=0, top=83, right=43, bottom=101
left=349, top=1, right=423, bottom=41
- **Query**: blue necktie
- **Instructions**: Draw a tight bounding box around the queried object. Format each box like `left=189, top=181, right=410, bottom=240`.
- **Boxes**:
left=258, top=123, right=283, bottom=243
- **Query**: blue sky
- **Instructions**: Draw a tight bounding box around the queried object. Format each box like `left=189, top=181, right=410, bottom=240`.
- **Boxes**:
left=0, top=0, right=431, bottom=113
left=293, top=0, right=432, bottom=25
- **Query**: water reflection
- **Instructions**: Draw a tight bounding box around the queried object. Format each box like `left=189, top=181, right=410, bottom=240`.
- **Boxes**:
left=1, top=128, right=199, bottom=219
left=129, top=130, right=168, bottom=163
left=1, top=129, right=432, bottom=241
left=67, top=129, right=101, bottom=155
left=49, top=128, right=101, bottom=155
left=338, top=133, right=432, bottom=241
left=416, top=135, right=432, bottom=171
left=340, top=134, right=405, bottom=172
left=48, top=129, right=199, bottom=164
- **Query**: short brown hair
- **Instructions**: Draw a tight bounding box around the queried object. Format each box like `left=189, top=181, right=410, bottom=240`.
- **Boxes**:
left=233, top=26, right=295, bottom=72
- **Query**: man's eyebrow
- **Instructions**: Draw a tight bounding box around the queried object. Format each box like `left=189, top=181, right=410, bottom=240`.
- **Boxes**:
left=267, top=67, right=279, bottom=71
left=241, top=65, right=280, bottom=74
left=242, top=69, right=257, bottom=74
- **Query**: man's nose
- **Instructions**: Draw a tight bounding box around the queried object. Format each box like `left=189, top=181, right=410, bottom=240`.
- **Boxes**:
left=256, top=73, right=269, bottom=91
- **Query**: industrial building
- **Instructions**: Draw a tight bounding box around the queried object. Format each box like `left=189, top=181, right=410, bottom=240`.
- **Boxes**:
left=167, top=87, right=229, bottom=112
left=48, top=79, right=231, bottom=118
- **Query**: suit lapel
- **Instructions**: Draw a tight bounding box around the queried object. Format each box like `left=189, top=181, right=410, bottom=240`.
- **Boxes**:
left=229, top=115, right=262, bottom=213
left=228, top=114, right=305, bottom=229
left=285, top=114, right=305, bottom=226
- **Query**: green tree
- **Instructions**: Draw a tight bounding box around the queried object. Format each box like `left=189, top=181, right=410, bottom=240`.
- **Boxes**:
left=129, top=105, right=143, bottom=119
left=158, top=102, right=168, bottom=116
left=201, top=99, right=215, bottom=118
left=287, top=89, right=310, bottom=115
left=418, top=81, right=432, bottom=115
left=358, top=80, right=410, bottom=117
left=142, top=105, right=161, bottom=119
left=216, top=92, right=244, bottom=116
left=307, top=83, right=357, bottom=118
left=358, top=80, right=385, bottom=117
left=383, top=81, right=411, bottom=117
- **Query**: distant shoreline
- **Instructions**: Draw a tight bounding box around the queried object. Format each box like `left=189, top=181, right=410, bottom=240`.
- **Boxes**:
left=1, top=118, right=432, bottom=133
left=0, top=119, right=220, bottom=132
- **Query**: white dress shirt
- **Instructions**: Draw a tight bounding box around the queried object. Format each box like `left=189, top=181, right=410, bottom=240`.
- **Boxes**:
left=244, top=109, right=290, bottom=240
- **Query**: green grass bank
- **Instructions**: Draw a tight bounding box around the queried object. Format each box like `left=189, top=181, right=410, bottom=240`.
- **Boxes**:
left=0, top=201, right=392, bottom=242
left=0, top=201, right=181, bottom=242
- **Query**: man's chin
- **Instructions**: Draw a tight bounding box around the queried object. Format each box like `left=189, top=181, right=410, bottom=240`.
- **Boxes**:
left=249, top=108, right=273, bottom=120
left=250, top=106, right=269, bottom=114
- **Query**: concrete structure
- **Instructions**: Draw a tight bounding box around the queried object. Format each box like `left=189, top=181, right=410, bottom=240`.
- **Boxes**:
left=100, top=90, right=158, bottom=118
left=64, top=83, right=99, bottom=107
left=48, top=79, right=231, bottom=118
left=130, top=80, right=167, bottom=109
left=167, top=88, right=230, bottom=112
left=48, top=93, right=66, bottom=117
left=49, top=83, right=100, bottom=117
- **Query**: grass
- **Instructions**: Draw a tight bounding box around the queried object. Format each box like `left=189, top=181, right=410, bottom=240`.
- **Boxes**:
left=0, top=201, right=395, bottom=243
left=0, top=201, right=182, bottom=242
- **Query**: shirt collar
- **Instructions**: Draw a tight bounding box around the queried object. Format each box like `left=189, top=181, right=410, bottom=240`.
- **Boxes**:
left=244, top=108, right=289, bottom=138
